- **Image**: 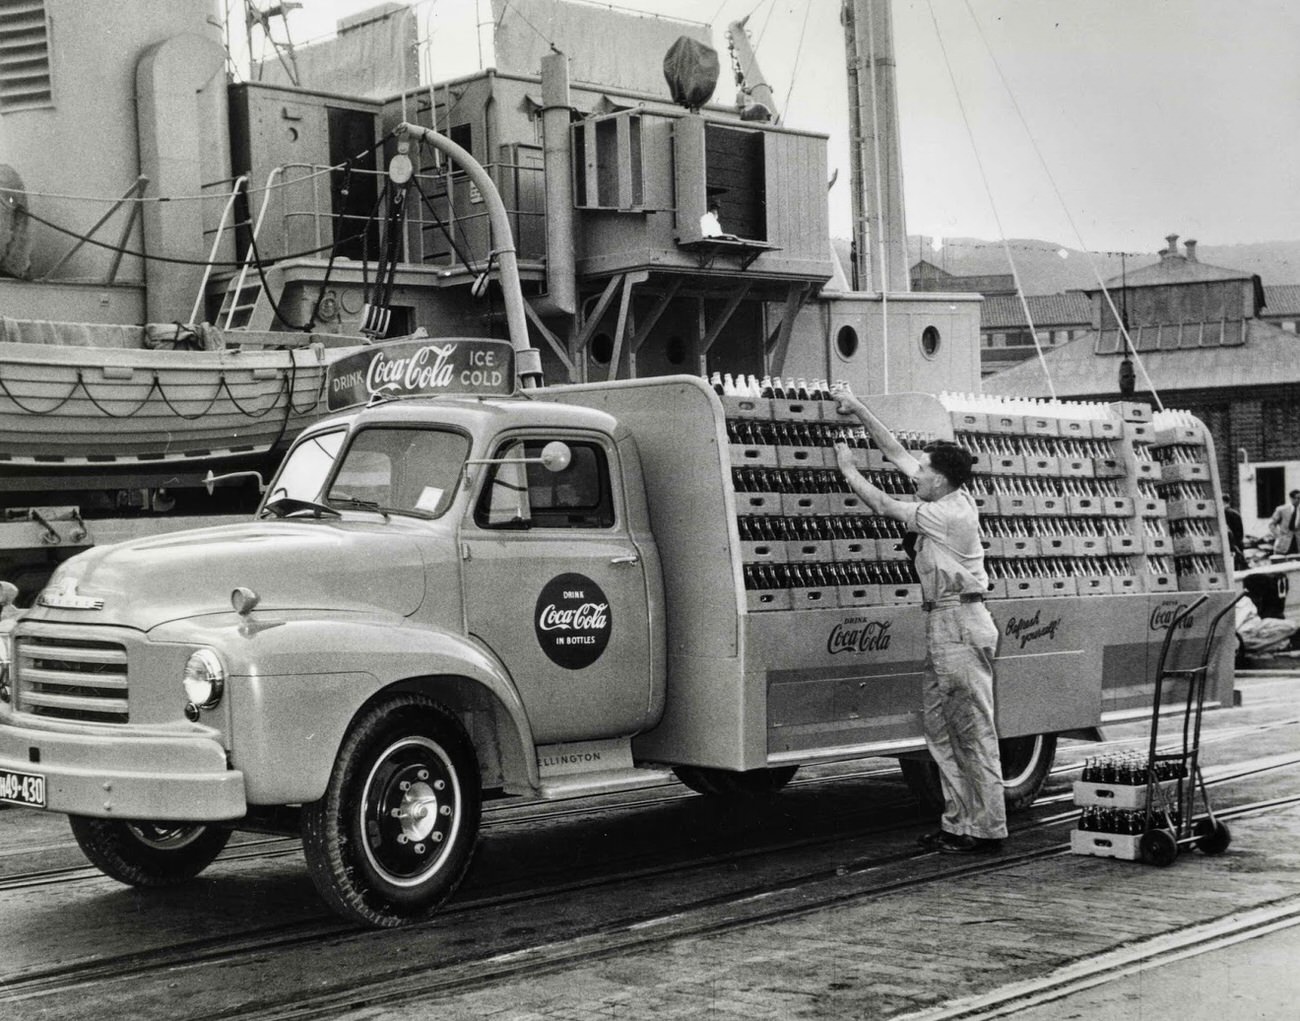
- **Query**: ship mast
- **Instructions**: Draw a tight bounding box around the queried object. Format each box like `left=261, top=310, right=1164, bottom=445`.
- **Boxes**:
left=842, top=0, right=909, bottom=294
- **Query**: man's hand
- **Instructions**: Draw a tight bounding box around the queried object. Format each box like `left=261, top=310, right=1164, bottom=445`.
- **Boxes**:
left=834, top=440, right=857, bottom=474
left=832, top=382, right=865, bottom=418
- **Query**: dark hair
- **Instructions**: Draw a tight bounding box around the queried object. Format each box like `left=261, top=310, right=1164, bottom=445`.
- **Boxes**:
left=1290, top=489, right=1300, bottom=498
left=924, top=440, right=973, bottom=489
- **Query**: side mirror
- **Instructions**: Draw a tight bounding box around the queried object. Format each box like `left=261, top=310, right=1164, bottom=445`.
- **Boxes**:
left=538, top=441, right=572, bottom=473
left=204, top=469, right=267, bottom=496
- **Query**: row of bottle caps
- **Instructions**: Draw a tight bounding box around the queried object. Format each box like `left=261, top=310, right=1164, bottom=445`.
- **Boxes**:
left=743, top=560, right=919, bottom=591
left=1077, top=807, right=1174, bottom=835
left=738, top=514, right=906, bottom=542
left=710, top=372, right=841, bottom=401
left=1082, top=752, right=1188, bottom=784
left=725, top=419, right=936, bottom=450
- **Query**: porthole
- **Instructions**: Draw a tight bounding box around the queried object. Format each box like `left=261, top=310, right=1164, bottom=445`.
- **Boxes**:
left=590, top=332, right=613, bottom=365
left=835, top=324, right=859, bottom=360
left=920, top=325, right=941, bottom=359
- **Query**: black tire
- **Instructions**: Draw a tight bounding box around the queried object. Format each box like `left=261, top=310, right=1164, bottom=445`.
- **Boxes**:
left=301, top=694, right=481, bottom=928
left=68, top=817, right=231, bottom=887
left=673, top=765, right=798, bottom=799
left=1193, top=817, right=1232, bottom=855
left=900, top=733, right=1058, bottom=815
left=1141, top=827, right=1179, bottom=867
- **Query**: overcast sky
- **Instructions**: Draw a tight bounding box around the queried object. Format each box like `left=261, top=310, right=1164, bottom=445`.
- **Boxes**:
left=279, top=0, right=1300, bottom=255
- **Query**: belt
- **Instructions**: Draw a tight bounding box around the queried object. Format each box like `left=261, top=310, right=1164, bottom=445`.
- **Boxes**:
left=921, top=593, right=985, bottom=612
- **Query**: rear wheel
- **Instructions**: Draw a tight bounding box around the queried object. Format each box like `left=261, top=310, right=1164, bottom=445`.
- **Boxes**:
left=69, top=817, right=231, bottom=886
left=1193, top=817, right=1232, bottom=855
left=901, top=733, right=1058, bottom=815
left=301, top=694, right=481, bottom=928
left=673, top=765, right=798, bottom=799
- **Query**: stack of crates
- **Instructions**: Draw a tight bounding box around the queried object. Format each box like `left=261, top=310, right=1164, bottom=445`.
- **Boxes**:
left=722, top=384, right=1230, bottom=613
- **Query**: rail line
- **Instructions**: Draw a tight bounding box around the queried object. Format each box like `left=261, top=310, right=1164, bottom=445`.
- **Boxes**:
left=166, top=792, right=1300, bottom=1021
left=2, top=751, right=1299, bottom=1018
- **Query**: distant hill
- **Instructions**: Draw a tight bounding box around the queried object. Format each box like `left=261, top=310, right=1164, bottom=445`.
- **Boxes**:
left=832, top=237, right=1300, bottom=295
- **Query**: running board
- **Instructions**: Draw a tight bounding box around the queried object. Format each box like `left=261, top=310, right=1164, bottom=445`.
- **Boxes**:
left=534, top=737, right=669, bottom=798
left=537, top=766, right=671, bottom=799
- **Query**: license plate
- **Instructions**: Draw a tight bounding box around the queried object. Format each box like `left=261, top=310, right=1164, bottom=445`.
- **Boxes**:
left=0, top=768, right=46, bottom=808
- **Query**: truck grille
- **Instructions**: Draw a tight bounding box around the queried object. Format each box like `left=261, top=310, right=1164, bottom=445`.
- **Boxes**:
left=14, top=634, right=129, bottom=724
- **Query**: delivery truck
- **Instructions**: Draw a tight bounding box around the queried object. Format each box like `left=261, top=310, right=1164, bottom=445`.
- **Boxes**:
left=0, top=339, right=1237, bottom=926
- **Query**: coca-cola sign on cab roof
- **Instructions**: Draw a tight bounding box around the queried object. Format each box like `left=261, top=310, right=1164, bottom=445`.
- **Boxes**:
left=326, top=337, right=515, bottom=411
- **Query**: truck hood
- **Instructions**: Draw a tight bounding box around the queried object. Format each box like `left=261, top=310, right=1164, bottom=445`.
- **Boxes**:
left=37, top=522, right=428, bottom=629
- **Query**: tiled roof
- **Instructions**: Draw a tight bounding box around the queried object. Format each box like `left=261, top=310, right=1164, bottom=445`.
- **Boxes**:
left=1097, top=254, right=1252, bottom=290
left=984, top=318, right=1300, bottom=397
left=981, top=292, right=1092, bottom=330
left=1263, top=284, right=1300, bottom=316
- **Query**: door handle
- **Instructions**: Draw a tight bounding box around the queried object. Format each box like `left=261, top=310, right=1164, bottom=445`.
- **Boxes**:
left=610, top=554, right=639, bottom=565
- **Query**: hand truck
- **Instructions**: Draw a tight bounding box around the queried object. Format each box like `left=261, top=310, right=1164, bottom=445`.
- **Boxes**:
left=1139, top=591, right=1246, bottom=866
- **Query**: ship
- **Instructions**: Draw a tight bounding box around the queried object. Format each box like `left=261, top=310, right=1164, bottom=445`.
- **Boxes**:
left=0, top=0, right=983, bottom=589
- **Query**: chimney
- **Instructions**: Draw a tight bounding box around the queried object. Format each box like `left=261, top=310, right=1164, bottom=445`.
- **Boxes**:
left=1184, top=239, right=1198, bottom=262
left=1165, top=233, right=1180, bottom=259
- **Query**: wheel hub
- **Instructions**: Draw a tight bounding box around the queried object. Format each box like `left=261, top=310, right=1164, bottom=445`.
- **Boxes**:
left=362, top=738, right=460, bottom=885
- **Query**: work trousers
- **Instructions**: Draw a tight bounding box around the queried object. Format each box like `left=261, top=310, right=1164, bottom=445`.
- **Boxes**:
left=922, top=601, right=1008, bottom=840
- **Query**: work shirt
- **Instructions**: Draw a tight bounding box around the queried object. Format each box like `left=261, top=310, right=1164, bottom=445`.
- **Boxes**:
left=904, top=489, right=988, bottom=604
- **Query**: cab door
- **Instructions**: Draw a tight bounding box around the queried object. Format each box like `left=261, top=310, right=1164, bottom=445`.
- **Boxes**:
left=459, top=432, right=654, bottom=743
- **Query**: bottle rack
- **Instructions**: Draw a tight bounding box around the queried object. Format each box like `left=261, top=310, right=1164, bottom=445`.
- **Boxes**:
left=1147, top=411, right=1229, bottom=592
left=718, top=380, right=1229, bottom=612
left=726, top=389, right=931, bottom=612
left=1070, top=752, right=1186, bottom=861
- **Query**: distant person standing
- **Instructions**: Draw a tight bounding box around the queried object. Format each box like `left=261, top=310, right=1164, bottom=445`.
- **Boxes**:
left=1269, top=489, right=1300, bottom=556
left=1223, top=504, right=1245, bottom=570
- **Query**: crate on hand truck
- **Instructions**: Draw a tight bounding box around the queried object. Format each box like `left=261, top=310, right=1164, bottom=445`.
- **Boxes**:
left=1071, top=591, right=1244, bottom=863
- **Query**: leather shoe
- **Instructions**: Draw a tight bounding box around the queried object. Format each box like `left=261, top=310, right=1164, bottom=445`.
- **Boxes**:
left=918, top=831, right=1003, bottom=854
left=938, top=834, right=1003, bottom=855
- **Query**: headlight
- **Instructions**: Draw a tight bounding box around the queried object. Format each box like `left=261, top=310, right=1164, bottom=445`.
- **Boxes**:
left=183, top=648, right=225, bottom=712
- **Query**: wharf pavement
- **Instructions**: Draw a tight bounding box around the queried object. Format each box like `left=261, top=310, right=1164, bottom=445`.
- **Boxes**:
left=338, top=806, right=1300, bottom=1021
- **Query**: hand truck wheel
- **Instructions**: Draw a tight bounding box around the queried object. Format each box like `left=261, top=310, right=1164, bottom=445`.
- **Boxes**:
left=1140, top=828, right=1179, bottom=867
left=1193, top=818, right=1232, bottom=856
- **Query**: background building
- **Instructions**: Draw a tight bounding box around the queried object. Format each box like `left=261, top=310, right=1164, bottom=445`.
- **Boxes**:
left=986, top=234, right=1300, bottom=534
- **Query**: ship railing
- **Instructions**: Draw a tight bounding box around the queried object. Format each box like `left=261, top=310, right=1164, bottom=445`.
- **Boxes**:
left=268, top=156, right=546, bottom=273
left=190, top=175, right=248, bottom=326
left=221, top=167, right=284, bottom=330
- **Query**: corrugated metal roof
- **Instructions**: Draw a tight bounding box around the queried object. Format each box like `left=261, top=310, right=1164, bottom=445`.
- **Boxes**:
left=981, top=292, right=1092, bottom=330
left=1263, top=284, right=1300, bottom=316
left=985, top=318, right=1300, bottom=397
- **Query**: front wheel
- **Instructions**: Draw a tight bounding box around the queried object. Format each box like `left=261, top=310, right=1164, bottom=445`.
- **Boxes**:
left=900, top=733, right=1058, bottom=815
left=301, top=694, right=481, bottom=928
left=69, top=817, right=231, bottom=886
left=673, top=765, right=798, bottom=799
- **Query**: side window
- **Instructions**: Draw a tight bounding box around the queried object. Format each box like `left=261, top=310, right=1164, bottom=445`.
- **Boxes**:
left=475, top=439, right=615, bottom=529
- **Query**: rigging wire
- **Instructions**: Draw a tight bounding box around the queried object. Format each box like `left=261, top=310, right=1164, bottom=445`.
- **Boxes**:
left=754, top=0, right=777, bottom=49
left=16, top=203, right=363, bottom=268
left=780, top=0, right=813, bottom=121
left=864, top=0, right=891, bottom=391
left=497, top=0, right=558, bottom=50
left=0, top=134, right=393, bottom=206
left=923, top=0, right=1056, bottom=399
left=961, top=0, right=1163, bottom=410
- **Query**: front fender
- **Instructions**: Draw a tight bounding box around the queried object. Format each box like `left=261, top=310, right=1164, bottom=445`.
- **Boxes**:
left=158, top=615, right=537, bottom=805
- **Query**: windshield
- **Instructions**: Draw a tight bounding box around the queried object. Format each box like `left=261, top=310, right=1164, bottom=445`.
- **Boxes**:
left=325, top=426, right=470, bottom=517
left=266, top=429, right=347, bottom=505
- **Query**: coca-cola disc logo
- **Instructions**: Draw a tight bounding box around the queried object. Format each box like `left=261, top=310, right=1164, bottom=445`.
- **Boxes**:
left=534, top=573, right=612, bottom=670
